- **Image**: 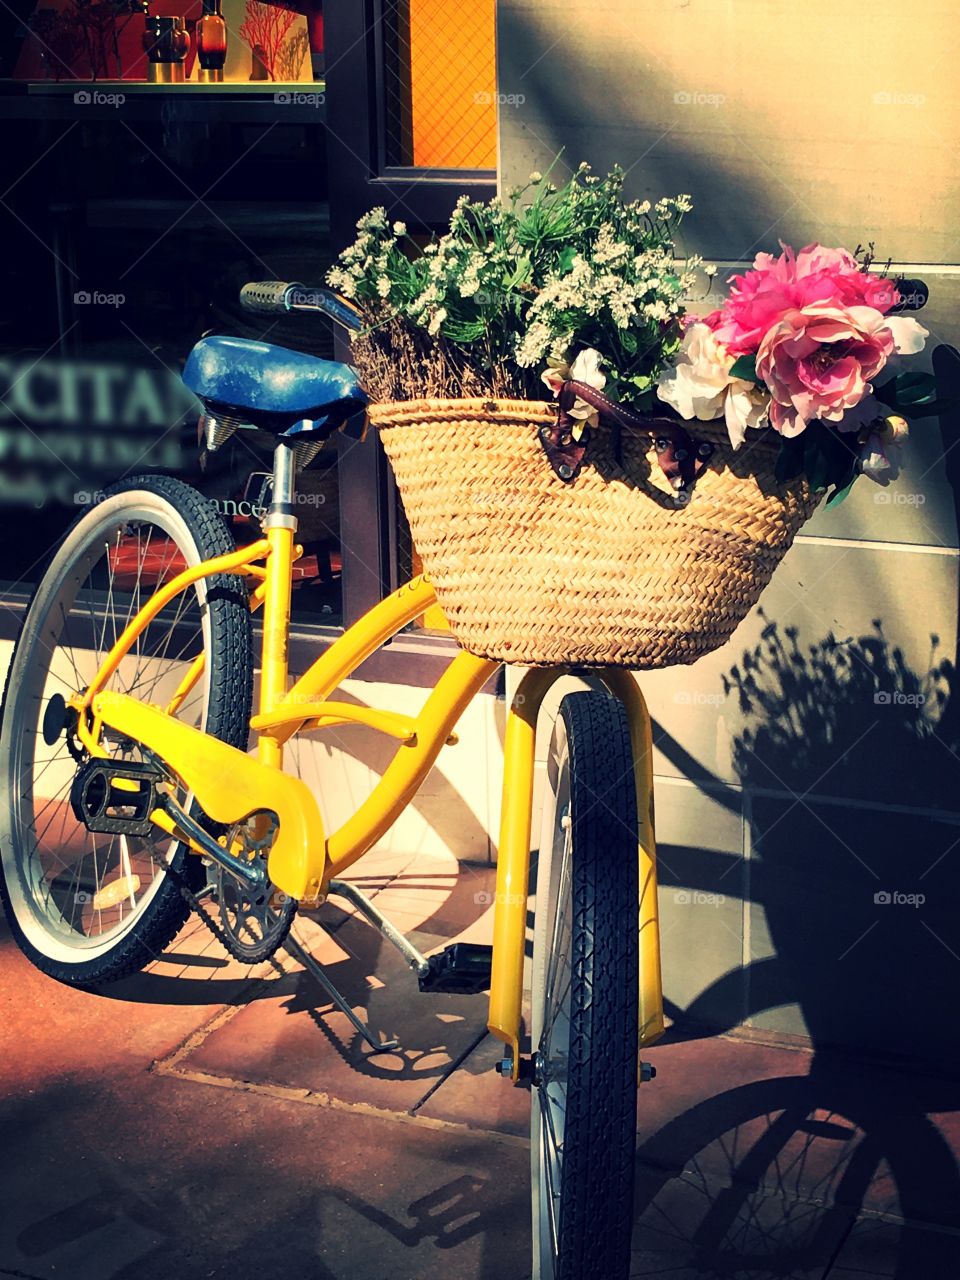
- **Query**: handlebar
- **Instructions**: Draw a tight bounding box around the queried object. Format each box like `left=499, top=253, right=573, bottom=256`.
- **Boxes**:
left=239, top=281, right=364, bottom=332
left=892, top=278, right=929, bottom=313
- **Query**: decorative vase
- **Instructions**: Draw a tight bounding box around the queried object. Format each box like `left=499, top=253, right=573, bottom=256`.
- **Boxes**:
left=142, top=16, right=190, bottom=83
left=196, top=0, right=227, bottom=82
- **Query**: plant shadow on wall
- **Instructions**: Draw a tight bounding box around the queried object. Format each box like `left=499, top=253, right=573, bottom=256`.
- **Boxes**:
left=633, top=620, right=960, bottom=1276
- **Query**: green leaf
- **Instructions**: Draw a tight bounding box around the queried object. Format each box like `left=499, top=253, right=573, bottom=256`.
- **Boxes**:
left=619, top=328, right=639, bottom=356
left=557, top=245, right=577, bottom=274
left=441, top=318, right=486, bottom=343
left=826, top=476, right=858, bottom=507
left=505, top=256, right=533, bottom=289
left=729, top=354, right=760, bottom=383
left=799, top=422, right=858, bottom=496
left=897, top=397, right=960, bottom=420
left=892, top=371, right=938, bottom=404
left=876, top=371, right=938, bottom=409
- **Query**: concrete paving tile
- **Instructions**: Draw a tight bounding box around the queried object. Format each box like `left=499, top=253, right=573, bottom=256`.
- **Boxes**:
left=180, top=854, right=501, bottom=1118
left=636, top=1036, right=812, bottom=1154
left=416, top=1034, right=532, bottom=1137
left=0, top=1062, right=532, bottom=1280
left=183, top=906, right=492, bottom=1114
left=826, top=1215, right=960, bottom=1278
left=631, top=1167, right=855, bottom=1279
left=636, top=1035, right=960, bottom=1228
left=0, top=917, right=267, bottom=1091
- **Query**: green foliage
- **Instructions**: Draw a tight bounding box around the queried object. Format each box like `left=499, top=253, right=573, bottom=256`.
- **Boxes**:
left=729, top=354, right=760, bottom=383
left=327, top=163, right=703, bottom=400
left=774, top=422, right=858, bottom=502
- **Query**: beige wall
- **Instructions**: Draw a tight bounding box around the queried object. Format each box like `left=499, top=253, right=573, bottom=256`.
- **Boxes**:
left=497, top=0, right=960, bottom=1062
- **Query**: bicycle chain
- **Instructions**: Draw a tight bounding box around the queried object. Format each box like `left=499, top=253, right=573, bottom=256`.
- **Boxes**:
left=162, top=856, right=248, bottom=957
left=164, top=855, right=297, bottom=964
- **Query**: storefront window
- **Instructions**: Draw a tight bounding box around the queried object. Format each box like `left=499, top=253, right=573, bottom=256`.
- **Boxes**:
left=0, top=86, right=341, bottom=627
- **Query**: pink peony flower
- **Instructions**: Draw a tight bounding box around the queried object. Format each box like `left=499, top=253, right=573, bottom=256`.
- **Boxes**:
left=756, top=303, right=928, bottom=436
left=703, top=243, right=901, bottom=357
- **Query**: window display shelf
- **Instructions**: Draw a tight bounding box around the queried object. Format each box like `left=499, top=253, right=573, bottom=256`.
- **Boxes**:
left=23, top=80, right=323, bottom=93
left=0, top=79, right=325, bottom=121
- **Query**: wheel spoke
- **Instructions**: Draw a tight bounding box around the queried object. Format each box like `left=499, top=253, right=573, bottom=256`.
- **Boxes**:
left=539, top=1095, right=561, bottom=1262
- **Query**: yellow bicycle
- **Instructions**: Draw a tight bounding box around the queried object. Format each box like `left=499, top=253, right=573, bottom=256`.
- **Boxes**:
left=0, top=282, right=664, bottom=1280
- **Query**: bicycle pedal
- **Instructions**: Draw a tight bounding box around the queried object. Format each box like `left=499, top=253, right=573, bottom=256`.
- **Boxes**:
left=418, top=943, right=493, bottom=995
left=70, top=759, right=164, bottom=836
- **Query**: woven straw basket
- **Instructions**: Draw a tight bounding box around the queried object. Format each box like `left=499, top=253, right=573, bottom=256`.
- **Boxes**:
left=368, top=397, right=820, bottom=669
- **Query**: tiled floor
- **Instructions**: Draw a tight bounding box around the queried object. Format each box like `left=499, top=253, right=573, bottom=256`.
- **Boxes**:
left=2, top=848, right=960, bottom=1279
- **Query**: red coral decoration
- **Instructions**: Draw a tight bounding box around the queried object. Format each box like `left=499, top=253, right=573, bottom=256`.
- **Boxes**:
left=239, top=0, right=297, bottom=80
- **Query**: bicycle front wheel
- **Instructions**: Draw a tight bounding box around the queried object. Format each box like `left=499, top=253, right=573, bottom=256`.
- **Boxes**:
left=530, top=691, right=640, bottom=1280
left=0, top=475, right=253, bottom=986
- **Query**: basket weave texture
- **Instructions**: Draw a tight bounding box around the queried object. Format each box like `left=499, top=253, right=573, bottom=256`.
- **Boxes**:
left=369, top=397, right=820, bottom=669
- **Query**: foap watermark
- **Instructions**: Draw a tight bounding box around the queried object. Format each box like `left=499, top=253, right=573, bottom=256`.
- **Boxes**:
left=874, top=490, right=925, bottom=505
left=472, top=288, right=511, bottom=307
left=274, top=91, right=325, bottom=108
left=474, top=889, right=526, bottom=907
left=874, top=690, right=925, bottom=707
left=473, top=90, right=525, bottom=107
left=873, top=90, right=926, bottom=108
left=476, top=490, right=529, bottom=510
left=74, top=88, right=125, bottom=108
left=673, top=90, right=726, bottom=108
left=670, top=487, right=725, bottom=511
left=74, top=290, right=126, bottom=308
left=674, top=890, right=726, bottom=907
left=206, top=493, right=327, bottom=520
left=674, top=690, right=725, bottom=706
left=874, top=889, right=925, bottom=907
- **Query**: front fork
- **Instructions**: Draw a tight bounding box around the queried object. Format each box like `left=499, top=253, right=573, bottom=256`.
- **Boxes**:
left=488, top=668, right=665, bottom=1082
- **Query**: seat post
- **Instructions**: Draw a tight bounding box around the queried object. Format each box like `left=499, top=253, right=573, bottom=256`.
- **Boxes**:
left=258, top=440, right=299, bottom=768
left=268, top=439, right=298, bottom=528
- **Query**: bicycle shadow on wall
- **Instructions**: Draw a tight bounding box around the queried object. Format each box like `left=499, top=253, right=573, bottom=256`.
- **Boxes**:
left=635, top=620, right=960, bottom=1276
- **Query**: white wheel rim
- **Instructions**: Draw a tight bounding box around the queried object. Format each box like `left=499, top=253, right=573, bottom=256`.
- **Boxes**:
left=0, top=491, right=211, bottom=965
left=531, top=718, right=574, bottom=1280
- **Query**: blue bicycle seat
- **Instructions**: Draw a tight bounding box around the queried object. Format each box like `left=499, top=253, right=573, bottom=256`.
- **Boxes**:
left=183, top=335, right=367, bottom=435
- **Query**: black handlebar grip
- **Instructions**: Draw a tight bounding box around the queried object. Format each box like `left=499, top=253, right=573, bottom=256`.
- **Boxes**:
left=892, top=278, right=929, bottom=313
left=239, top=280, right=301, bottom=314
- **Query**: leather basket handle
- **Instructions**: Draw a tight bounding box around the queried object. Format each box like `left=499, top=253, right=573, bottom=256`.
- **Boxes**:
left=541, top=379, right=716, bottom=491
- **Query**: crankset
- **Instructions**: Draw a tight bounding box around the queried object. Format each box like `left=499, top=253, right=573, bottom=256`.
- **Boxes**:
left=211, top=814, right=297, bottom=962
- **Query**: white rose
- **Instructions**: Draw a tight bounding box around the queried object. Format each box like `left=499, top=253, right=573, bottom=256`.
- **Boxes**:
left=657, top=322, right=769, bottom=448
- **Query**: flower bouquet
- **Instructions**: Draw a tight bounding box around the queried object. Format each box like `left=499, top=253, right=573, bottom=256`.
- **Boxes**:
left=656, top=243, right=932, bottom=501
left=328, top=165, right=936, bottom=668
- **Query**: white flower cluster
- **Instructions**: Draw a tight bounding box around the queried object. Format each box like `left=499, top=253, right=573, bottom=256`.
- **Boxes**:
left=517, top=235, right=700, bottom=369
left=326, top=207, right=401, bottom=302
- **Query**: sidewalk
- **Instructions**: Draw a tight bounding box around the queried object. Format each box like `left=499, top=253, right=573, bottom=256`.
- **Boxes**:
left=2, top=848, right=959, bottom=1279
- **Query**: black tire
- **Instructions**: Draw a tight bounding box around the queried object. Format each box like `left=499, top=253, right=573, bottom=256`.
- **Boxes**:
left=530, top=691, right=640, bottom=1280
left=0, top=474, right=253, bottom=986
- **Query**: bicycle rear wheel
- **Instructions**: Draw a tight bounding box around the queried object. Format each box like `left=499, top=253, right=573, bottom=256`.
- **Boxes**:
left=530, top=690, right=640, bottom=1280
left=0, top=475, right=253, bottom=986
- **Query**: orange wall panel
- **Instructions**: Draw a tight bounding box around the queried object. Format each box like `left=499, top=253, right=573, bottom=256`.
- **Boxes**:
left=409, top=0, right=496, bottom=169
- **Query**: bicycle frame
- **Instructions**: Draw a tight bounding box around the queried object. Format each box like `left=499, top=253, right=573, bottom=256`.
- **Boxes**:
left=71, top=518, right=664, bottom=1075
